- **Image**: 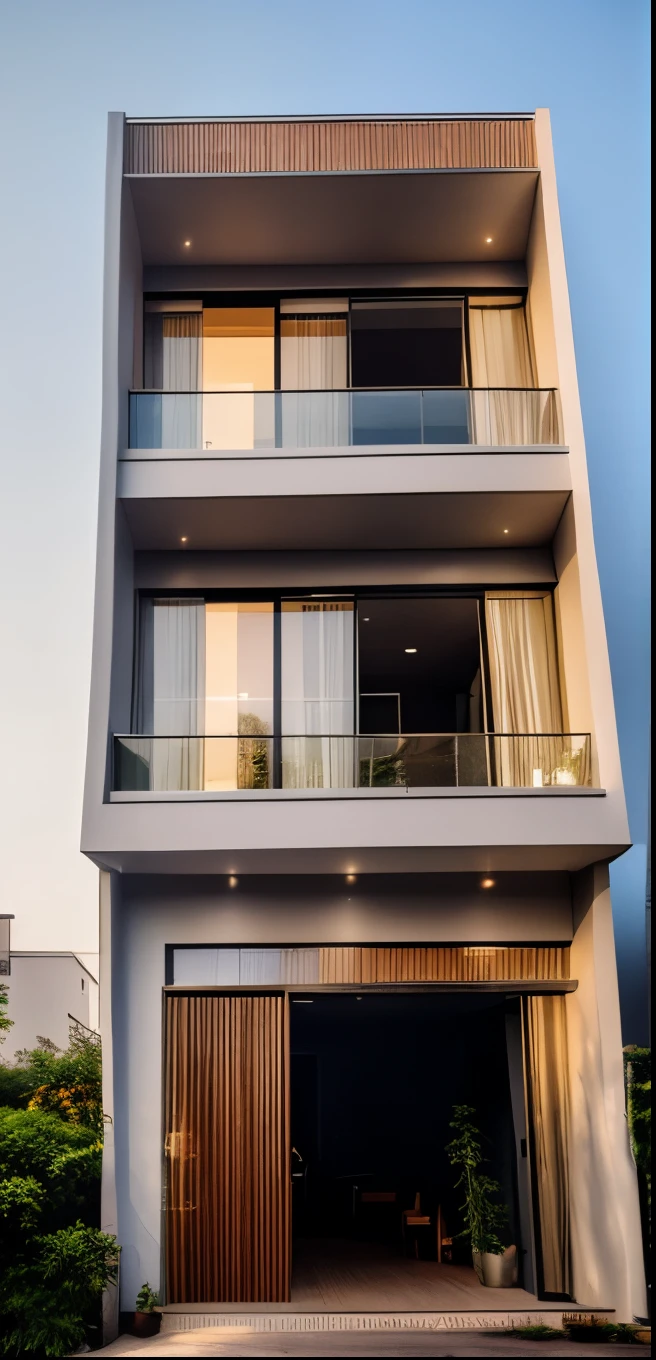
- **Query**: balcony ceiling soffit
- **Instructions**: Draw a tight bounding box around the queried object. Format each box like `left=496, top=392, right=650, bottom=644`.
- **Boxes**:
left=121, top=489, right=568, bottom=552
left=127, top=170, right=538, bottom=268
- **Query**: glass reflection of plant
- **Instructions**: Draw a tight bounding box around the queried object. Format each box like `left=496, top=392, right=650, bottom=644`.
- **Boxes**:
left=238, top=713, right=270, bottom=789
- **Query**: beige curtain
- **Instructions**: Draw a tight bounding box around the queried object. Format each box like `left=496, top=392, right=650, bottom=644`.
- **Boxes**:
left=165, top=993, right=291, bottom=1303
left=485, top=593, right=564, bottom=787
left=470, top=300, right=559, bottom=443
left=525, top=996, right=572, bottom=1298
left=280, top=315, right=349, bottom=446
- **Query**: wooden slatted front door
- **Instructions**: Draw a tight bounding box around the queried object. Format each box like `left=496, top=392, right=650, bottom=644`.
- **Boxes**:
left=164, top=992, right=291, bottom=1302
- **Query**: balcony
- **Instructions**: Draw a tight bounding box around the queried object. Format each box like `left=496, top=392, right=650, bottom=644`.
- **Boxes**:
left=113, top=732, right=591, bottom=795
left=128, top=387, right=563, bottom=453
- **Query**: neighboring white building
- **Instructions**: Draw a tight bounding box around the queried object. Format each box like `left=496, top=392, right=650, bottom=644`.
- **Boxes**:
left=82, top=110, right=646, bottom=1330
left=4, top=952, right=99, bottom=1057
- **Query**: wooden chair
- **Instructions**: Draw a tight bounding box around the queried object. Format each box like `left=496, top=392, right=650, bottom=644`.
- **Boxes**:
left=401, top=1192, right=431, bottom=1258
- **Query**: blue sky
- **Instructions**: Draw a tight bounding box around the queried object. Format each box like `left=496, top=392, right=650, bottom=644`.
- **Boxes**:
left=0, top=0, right=650, bottom=1030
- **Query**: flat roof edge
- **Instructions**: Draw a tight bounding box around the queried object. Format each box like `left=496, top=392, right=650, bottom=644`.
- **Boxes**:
left=125, top=112, right=537, bottom=126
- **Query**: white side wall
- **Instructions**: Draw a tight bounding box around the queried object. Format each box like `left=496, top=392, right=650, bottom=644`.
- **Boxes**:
left=567, top=866, right=646, bottom=1319
left=5, top=954, right=92, bottom=1056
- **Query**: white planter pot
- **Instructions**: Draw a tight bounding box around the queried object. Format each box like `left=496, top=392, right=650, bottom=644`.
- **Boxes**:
left=473, top=1245, right=518, bottom=1287
left=552, top=767, right=577, bottom=786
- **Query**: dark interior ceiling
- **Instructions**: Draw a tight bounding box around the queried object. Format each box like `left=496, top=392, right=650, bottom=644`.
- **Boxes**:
left=128, top=170, right=538, bottom=268
left=358, top=598, right=481, bottom=682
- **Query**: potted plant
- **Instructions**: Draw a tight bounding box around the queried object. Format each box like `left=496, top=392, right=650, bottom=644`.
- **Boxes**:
left=133, top=1283, right=161, bottom=1337
left=446, top=1104, right=517, bottom=1287
left=550, top=747, right=582, bottom=786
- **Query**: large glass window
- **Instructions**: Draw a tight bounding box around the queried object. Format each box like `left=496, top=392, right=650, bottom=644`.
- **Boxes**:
left=133, top=599, right=273, bottom=791
left=202, top=307, right=275, bottom=450
left=350, top=300, right=465, bottom=387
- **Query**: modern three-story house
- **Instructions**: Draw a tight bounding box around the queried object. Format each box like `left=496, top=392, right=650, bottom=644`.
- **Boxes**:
left=82, top=110, right=645, bottom=1335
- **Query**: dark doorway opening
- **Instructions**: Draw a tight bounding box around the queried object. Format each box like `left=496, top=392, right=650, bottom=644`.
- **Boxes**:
left=350, top=301, right=465, bottom=388
left=290, top=991, right=523, bottom=1302
left=358, top=597, right=484, bottom=735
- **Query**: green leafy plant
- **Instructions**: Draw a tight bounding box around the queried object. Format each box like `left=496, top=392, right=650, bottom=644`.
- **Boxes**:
left=0, top=1030, right=110, bottom=1357
left=359, top=749, right=407, bottom=787
left=506, top=1324, right=565, bottom=1339
left=0, top=985, right=12, bottom=1044
left=624, top=1047, right=651, bottom=1192
left=135, top=1283, right=160, bottom=1314
left=446, top=1104, right=508, bottom=1256
left=0, top=1224, right=119, bottom=1357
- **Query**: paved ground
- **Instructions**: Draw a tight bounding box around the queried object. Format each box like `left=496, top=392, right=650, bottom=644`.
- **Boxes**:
left=94, top=1324, right=650, bottom=1357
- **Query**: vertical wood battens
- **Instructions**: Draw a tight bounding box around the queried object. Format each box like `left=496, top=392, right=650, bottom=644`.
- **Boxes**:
left=318, top=945, right=569, bottom=984
left=125, top=119, right=537, bottom=175
left=164, top=993, right=290, bottom=1304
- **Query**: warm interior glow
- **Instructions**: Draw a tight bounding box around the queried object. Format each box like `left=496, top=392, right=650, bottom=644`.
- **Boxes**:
left=202, top=307, right=275, bottom=450
left=228, top=875, right=238, bottom=887
left=346, top=874, right=357, bottom=884
left=481, top=877, right=496, bottom=889
left=180, top=536, right=188, bottom=543
left=405, top=647, right=418, bottom=654
left=485, top=236, right=493, bottom=243
left=184, top=240, right=191, bottom=247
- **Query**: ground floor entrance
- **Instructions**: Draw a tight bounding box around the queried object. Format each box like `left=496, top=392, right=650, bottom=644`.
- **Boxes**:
left=164, top=978, right=573, bottom=1309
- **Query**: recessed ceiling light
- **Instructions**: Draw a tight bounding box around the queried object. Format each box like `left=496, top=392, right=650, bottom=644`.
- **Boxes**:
left=180, top=536, right=188, bottom=543
left=363, top=617, right=370, bottom=622
left=184, top=240, right=191, bottom=247
left=228, top=875, right=238, bottom=888
left=405, top=647, right=418, bottom=654
left=503, top=529, right=509, bottom=535
left=485, top=236, right=493, bottom=244
left=292, top=999, right=314, bottom=1004
left=481, top=877, right=496, bottom=889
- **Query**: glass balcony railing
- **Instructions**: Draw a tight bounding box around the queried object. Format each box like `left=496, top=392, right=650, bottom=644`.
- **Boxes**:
left=113, top=732, right=591, bottom=793
left=127, top=388, right=563, bottom=452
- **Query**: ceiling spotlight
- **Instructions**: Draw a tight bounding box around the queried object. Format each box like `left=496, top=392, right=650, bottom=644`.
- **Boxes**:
left=180, top=536, right=188, bottom=543
left=503, top=529, right=509, bottom=535
left=363, top=617, right=370, bottom=622
left=228, top=875, right=238, bottom=888
left=184, top=240, right=191, bottom=247
left=485, top=236, right=493, bottom=244
left=405, top=647, right=418, bottom=654
left=481, top=877, right=496, bottom=889
left=292, top=999, right=314, bottom=1004
left=346, top=873, right=357, bottom=884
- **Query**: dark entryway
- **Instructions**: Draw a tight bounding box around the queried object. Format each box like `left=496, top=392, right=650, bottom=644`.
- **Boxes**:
left=290, top=992, right=521, bottom=1279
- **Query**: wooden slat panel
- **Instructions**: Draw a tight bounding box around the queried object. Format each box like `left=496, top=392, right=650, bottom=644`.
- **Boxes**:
left=125, top=118, right=537, bottom=175
left=165, top=992, right=290, bottom=1303
left=316, top=945, right=568, bottom=983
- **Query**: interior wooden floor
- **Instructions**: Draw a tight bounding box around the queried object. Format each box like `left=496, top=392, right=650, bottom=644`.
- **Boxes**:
left=289, top=1238, right=560, bottom=1313
left=165, top=1239, right=567, bottom=1314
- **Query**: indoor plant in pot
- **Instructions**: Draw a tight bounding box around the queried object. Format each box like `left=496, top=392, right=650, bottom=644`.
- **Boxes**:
left=446, top=1104, right=517, bottom=1287
left=133, top=1283, right=161, bottom=1337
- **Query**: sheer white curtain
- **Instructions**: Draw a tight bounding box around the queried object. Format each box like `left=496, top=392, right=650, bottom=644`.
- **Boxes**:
left=161, top=315, right=202, bottom=448
left=152, top=600, right=206, bottom=790
left=280, top=305, right=349, bottom=447
left=525, top=996, right=572, bottom=1297
left=469, top=300, right=558, bottom=444
left=485, top=593, right=564, bottom=787
left=239, top=949, right=320, bottom=983
left=281, top=603, right=354, bottom=788
left=144, top=312, right=202, bottom=448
